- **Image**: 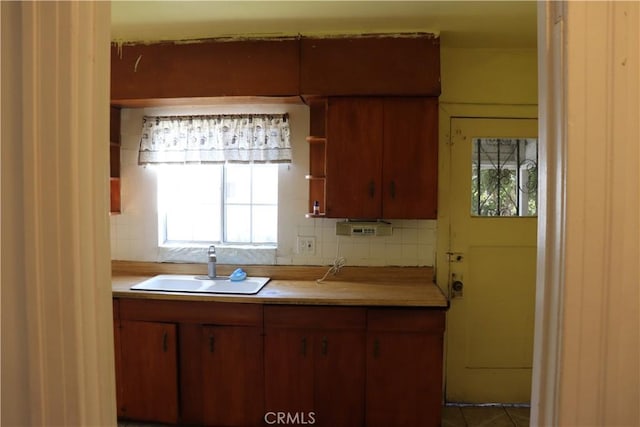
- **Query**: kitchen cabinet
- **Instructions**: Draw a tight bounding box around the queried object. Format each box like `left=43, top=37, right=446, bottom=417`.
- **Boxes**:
left=300, top=34, right=440, bottom=96
left=264, top=306, right=366, bottom=427
left=113, top=300, right=123, bottom=418
left=366, top=309, right=445, bottom=427
left=115, top=298, right=264, bottom=426
left=320, top=97, right=438, bottom=219
left=111, top=38, right=300, bottom=102
left=111, top=34, right=440, bottom=104
left=117, top=320, right=179, bottom=424
left=113, top=295, right=446, bottom=426
left=200, top=325, right=264, bottom=427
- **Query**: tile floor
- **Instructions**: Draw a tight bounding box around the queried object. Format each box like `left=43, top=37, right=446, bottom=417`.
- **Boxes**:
left=118, top=405, right=531, bottom=426
left=443, top=405, right=531, bottom=427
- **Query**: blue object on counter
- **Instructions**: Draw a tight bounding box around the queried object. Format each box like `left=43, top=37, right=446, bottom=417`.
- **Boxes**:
left=229, top=268, right=247, bottom=281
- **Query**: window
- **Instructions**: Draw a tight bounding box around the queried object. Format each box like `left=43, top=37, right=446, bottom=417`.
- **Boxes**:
left=157, top=163, right=278, bottom=245
left=141, top=112, right=290, bottom=249
left=471, top=138, right=538, bottom=216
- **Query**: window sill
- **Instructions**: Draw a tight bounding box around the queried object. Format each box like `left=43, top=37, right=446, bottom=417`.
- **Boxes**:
left=158, top=244, right=277, bottom=265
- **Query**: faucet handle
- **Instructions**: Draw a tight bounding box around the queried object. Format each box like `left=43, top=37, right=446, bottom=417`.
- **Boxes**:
left=208, top=245, right=216, bottom=255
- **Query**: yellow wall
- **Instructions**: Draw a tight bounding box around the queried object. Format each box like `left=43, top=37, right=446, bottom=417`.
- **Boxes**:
left=441, top=47, right=538, bottom=105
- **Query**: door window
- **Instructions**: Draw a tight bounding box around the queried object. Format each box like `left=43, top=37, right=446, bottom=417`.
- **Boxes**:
left=471, top=138, right=538, bottom=216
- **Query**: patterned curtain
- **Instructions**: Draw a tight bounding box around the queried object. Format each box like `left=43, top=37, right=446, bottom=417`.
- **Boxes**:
left=138, top=114, right=291, bottom=164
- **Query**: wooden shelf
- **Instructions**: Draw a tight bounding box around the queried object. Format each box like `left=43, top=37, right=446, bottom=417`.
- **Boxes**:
left=305, top=212, right=326, bottom=219
left=306, top=136, right=326, bottom=144
left=110, top=177, right=121, bottom=215
left=305, top=174, right=326, bottom=180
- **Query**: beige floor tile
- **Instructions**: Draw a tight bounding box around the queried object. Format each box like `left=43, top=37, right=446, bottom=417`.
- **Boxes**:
left=461, top=406, right=515, bottom=427
left=505, top=407, right=531, bottom=426
left=442, top=405, right=467, bottom=427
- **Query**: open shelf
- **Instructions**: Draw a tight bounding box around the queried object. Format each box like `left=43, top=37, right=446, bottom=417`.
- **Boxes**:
left=305, top=98, right=327, bottom=217
left=110, top=106, right=122, bottom=214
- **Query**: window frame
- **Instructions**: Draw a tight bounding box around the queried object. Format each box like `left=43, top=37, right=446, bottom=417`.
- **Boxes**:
left=156, top=162, right=278, bottom=247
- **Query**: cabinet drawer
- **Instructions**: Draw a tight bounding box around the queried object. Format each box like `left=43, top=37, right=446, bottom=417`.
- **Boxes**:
left=118, top=298, right=262, bottom=326
left=264, top=305, right=366, bottom=330
left=367, top=308, right=445, bottom=333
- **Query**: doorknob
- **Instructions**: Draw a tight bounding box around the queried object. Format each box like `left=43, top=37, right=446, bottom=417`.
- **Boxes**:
left=452, top=280, right=464, bottom=298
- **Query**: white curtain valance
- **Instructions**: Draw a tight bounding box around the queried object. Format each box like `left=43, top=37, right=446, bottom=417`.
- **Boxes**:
left=138, top=114, right=291, bottom=164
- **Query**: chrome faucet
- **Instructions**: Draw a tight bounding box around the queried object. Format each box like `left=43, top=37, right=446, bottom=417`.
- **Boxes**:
left=207, top=245, right=217, bottom=279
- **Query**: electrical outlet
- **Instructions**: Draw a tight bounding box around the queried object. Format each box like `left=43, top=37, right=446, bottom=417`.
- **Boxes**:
left=297, top=236, right=316, bottom=255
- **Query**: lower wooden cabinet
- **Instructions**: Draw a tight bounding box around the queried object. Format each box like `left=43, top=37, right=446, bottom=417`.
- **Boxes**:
left=366, top=308, right=446, bottom=427
left=115, top=298, right=264, bottom=427
left=117, top=320, right=179, bottom=424
left=114, top=298, right=445, bottom=427
left=264, top=306, right=366, bottom=427
left=201, top=325, right=264, bottom=426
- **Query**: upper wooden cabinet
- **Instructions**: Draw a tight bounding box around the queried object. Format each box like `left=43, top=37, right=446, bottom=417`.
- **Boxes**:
left=111, top=38, right=300, bottom=102
left=300, top=34, right=440, bottom=96
left=110, top=34, right=440, bottom=104
left=324, top=97, right=438, bottom=219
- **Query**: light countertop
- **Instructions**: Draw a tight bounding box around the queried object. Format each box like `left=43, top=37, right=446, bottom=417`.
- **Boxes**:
left=112, top=261, right=449, bottom=308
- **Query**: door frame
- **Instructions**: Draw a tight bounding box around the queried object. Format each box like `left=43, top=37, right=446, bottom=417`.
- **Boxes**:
left=436, top=105, right=538, bottom=403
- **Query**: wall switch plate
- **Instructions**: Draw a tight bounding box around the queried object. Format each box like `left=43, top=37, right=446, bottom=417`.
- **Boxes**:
left=297, top=236, right=316, bottom=255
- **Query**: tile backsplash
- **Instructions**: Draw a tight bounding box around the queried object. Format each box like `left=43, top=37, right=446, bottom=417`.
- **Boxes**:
left=110, top=104, right=437, bottom=267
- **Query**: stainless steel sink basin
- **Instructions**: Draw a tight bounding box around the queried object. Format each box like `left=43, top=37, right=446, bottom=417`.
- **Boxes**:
left=130, top=274, right=270, bottom=295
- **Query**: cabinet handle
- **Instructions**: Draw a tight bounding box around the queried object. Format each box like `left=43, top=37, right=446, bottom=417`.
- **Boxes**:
left=369, top=181, right=375, bottom=198
left=162, top=331, right=168, bottom=353
left=301, top=337, right=307, bottom=356
left=321, top=337, right=328, bottom=356
left=209, top=335, right=215, bottom=353
left=390, top=181, right=396, bottom=199
left=373, top=338, right=380, bottom=358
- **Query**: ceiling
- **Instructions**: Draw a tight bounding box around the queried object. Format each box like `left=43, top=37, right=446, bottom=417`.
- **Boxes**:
left=111, top=1, right=537, bottom=48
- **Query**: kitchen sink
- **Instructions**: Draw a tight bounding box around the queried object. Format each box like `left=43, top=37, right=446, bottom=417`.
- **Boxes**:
left=130, top=274, right=271, bottom=295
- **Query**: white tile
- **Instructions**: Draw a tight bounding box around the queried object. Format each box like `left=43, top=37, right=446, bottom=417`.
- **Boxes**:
left=113, top=105, right=441, bottom=268
left=400, top=227, right=420, bottom=244
left=418, top=244, right=436, bottom=266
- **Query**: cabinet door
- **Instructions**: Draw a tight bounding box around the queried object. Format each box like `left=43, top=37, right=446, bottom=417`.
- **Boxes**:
left=314, top=330, right=366, bottom=427
left=201, top=325, right=264, bottom=427
left=325, top=97, right=384, bottom=218
left=366, top=331, right=443, bottom=427
left=382, top=97, right=439, bottom=219
left=119, top=320, right=178, bottom=424
left=264, top=328, right=315, bottom=415
left=300, top=35, right=441, bottom=96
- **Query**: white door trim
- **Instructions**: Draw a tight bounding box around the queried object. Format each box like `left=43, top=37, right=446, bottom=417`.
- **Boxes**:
left=532, top=2, right=640, bottom=425
left=530, top=2, right=565, bottom=425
